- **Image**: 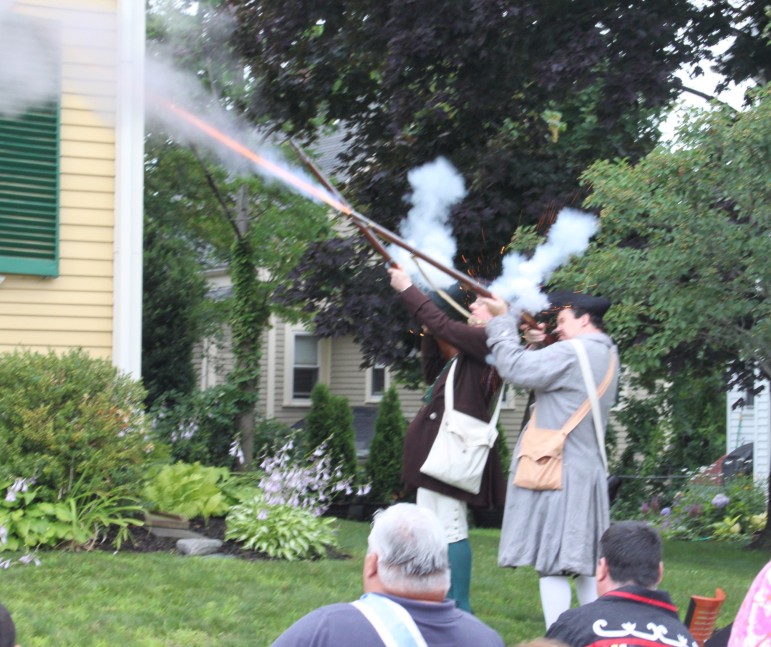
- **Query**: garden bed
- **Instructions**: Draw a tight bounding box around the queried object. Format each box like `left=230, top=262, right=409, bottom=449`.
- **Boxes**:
left=98, top=517, right=351, bottom=561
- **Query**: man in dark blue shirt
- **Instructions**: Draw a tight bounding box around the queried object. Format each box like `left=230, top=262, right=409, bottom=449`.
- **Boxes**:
left=546, top=521, right=698, bottom=647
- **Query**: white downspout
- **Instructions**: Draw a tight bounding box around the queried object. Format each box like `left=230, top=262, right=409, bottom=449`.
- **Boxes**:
left=113, top=0, right=145, bottom=378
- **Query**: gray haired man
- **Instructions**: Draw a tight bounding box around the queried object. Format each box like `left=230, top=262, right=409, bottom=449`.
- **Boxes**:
left=271, top=503, right=505, bottom=647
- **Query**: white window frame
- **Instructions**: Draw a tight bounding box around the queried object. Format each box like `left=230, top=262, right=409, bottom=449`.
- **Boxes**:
left=365, top=364, right=390, bottom=403
left=283, top=325, right=330, bottom=406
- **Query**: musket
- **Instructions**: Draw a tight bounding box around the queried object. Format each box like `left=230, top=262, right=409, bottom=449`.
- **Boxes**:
left=290, top=143, right=556, bottom=339
left=289, top=142, right=494, bottom=295
left=288, top=140, right=396, bottom=265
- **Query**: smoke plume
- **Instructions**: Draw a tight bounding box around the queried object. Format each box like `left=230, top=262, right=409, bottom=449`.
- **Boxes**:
left=389, top=157, right=466, bottom=289
left=489, top=208, right=599, bottom=313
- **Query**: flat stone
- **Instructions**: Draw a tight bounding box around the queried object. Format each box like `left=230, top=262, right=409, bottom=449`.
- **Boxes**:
left=176, top=538, right=223, bottom=556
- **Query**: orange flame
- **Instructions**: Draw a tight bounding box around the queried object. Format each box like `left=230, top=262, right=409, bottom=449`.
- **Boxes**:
left=161, top=99, right=352, bottom=215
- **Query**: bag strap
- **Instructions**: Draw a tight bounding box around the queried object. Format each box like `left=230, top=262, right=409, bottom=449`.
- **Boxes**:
left=443, top=356, right=459, bottom=411
left=444, top=358, right=504, bottom=427
left=569, top=339, right=617, bottom=472
left=351, top=593, right=428, bottom=647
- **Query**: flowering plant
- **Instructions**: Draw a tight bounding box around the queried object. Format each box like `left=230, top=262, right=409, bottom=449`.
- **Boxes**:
left=1, top=475, right=143, bottom=557
left=640, top=474, right=766, bottom=542
left=257, top=440, right=370, bottom=516
left=224, top=440, right=369, bottom=560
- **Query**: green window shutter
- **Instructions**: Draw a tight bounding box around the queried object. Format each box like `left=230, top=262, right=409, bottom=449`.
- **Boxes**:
left=0, top=101, right=60, bottom=277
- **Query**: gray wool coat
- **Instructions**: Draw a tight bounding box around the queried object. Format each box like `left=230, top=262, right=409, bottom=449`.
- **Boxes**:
left=486, top=313, right=619, bottom=576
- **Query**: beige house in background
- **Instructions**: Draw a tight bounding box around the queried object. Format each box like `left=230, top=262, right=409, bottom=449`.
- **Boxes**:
left=197, top=268, right=527, bottom=457
left=0, top=0, right=144, bottom=378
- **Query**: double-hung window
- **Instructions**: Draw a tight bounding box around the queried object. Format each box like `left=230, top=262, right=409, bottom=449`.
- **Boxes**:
left=292, top=333, right=321, bottom=400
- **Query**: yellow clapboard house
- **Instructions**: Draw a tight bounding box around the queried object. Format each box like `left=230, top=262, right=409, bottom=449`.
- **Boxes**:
left=0, top=0, right=144, bottom=377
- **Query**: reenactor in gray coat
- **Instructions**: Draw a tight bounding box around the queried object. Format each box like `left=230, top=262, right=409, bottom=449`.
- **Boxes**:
left=481, top=290, right=620, bottom=629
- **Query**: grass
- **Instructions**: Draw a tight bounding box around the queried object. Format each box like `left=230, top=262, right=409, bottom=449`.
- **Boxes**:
left=1, top=521, right=767, bottom=646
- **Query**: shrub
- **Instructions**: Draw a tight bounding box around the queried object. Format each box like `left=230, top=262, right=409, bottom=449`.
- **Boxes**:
left=494, top=424, right=512, bottom=474
left=149, top=385, right=240, bottom=467
left=142, top=217, right=209, bottom=409
left=640, top=474, right=767, bottom=542
left=253, top=417, right=295, bottom=458
left=304, top=383, right=357, bottom=485
left=0, top=349, right=151, bottom=499
left=225, top=492, right=338, bottom=560
left=366, top=387, right=405, bottom=502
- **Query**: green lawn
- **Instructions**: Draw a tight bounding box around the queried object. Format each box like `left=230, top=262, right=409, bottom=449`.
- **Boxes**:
left=1, top=521, right=766, bottom=646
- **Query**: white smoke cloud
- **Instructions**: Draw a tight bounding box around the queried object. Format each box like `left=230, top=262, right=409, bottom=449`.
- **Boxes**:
left=489, top=208, right=599, bottom=312
left=389, top=157, right=466, bottom=288
left=0, top=1, right=118, bottom=119
left=144, top=11, right=339, bottom=206
left=0, top=6, right=62, bottom=116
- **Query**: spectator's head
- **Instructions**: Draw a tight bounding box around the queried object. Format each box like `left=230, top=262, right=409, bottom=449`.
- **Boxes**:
left=597, top=521, right=663, bottom=594
left=0, top=603, right=15, bottom=647
left=364, top=503, right=450, bottom=601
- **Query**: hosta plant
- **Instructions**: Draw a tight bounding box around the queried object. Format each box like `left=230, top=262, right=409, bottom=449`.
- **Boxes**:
left=142, top=462, right=232, bottom=520
left=225, top=492, right=338, bottom=561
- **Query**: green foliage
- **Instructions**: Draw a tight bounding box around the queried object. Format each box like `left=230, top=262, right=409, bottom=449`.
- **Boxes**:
left=149, top=385, right=240, bottom=467
left=304, top=383, right=358, bottom=485
left=640, top=475, right=767, bottom=543
left=143, top=131, right=333, bottom=468
left=221, top=0, right=741, bottom=373
left=142, top=462, right=232, bottom=520
left=365, top=387, right=405, bottom=502
left=327, top=393, right=357, bottom=483
left=567, top=88, right=771, bottom=536
left=304, top=382, right=334, bottom=449
left=0, top=349, right=151, bottom=499
left=225, top=492, right=339, bottom=560
left=569, top=86, right=771, bottom=385
left=610, top=368, right=727, bottom=518
left=0, top=478, right=144, bottom=552
left=253, top=418, right=295, bottom=458
left=142, top=217, right=210, bottom=408
left=494, top=425, right=512, bottom=475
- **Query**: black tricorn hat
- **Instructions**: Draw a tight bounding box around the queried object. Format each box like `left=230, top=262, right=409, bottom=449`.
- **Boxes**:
left=548, top=290, right=611, bottom=318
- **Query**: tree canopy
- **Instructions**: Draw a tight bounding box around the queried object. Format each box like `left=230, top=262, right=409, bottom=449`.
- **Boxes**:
left=561, top=85, right=770, bottom=389
left=223, top=0, right=751, bottom=368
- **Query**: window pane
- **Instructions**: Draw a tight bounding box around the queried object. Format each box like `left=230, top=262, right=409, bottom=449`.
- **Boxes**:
left=371, top=367, right=386, bottom=396
left=294, top=335, right=319, bottom=365
left=293, top=367, right=319, bottom=398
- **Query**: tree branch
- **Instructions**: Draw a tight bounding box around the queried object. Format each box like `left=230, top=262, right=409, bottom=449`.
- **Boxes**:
left=679, top=84, right=738, bottom=111
left=190, top=144, right=242, bottom=239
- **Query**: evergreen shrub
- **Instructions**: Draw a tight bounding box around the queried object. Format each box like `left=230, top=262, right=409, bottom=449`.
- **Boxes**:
left=305, top=383, right=357, bottom=484
left=366, top=386, right=405, bottom=502
left=149, top=384, right=240, bottom=467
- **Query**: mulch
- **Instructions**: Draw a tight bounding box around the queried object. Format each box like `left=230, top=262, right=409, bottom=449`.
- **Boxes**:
left=98, top=517, right=350, bottom=561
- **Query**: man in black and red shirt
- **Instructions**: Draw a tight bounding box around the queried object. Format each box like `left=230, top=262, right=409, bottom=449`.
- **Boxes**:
left=546, top=521, right=698, bottom=647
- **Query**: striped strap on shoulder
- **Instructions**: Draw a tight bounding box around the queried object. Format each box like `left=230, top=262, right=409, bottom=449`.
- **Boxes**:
left=351, top=593, right=428, bottom=647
